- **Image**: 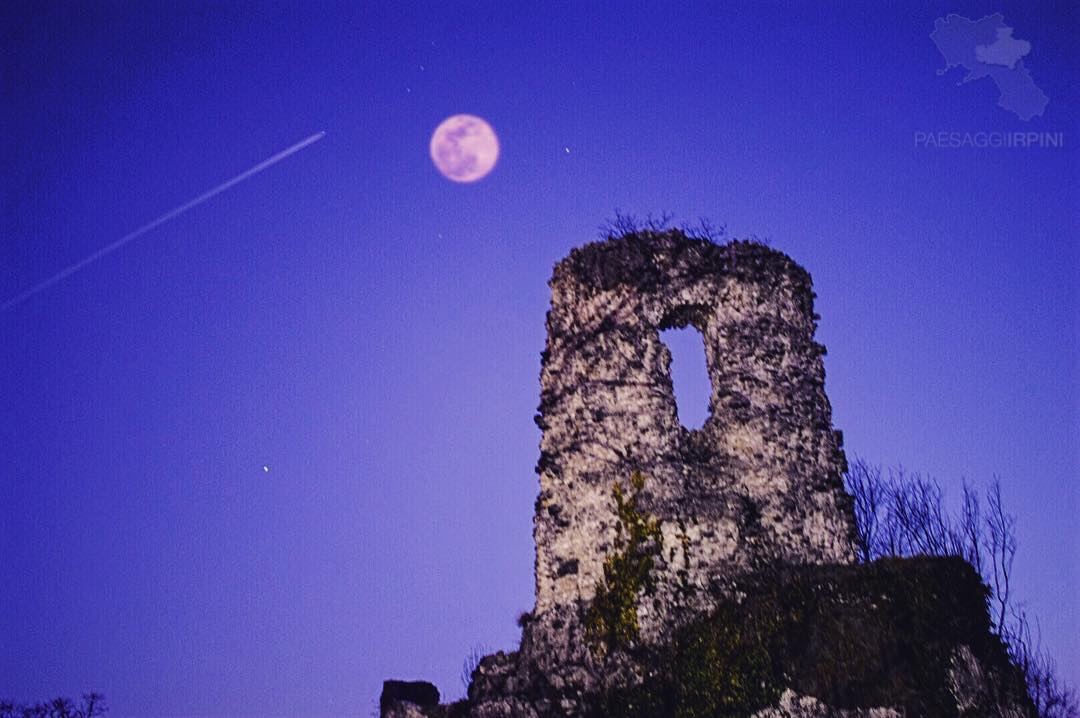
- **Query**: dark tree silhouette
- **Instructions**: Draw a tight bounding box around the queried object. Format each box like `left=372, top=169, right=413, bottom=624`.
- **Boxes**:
left=844, top=458, right=1077, bottom=718
left=0, top=693, right=106, bottom=718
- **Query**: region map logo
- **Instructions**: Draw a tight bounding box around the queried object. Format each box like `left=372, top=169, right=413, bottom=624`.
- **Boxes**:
left=931, top=13, right=1048, bottom=121
left=916, top=13, right=1061, bottom=149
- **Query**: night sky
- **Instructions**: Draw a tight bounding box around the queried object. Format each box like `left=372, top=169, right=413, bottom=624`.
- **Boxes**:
left=2, top=2, right=1076, bottom=716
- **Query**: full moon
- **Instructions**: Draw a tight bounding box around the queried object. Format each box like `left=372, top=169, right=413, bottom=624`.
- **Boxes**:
left=429, top=114, right=499, bottom=183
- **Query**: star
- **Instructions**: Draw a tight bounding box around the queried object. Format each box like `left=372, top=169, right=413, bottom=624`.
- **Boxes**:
left=262, top=465, right=269, bottom=473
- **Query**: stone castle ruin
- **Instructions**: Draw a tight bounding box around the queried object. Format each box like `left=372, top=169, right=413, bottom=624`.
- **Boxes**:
left=532, top=231, right=855, bottom=632
left=381, top=230, right=1033, bottom=718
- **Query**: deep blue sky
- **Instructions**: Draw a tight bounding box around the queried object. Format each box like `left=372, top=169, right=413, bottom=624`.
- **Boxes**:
left=2, top=2, right=1076, bottom=716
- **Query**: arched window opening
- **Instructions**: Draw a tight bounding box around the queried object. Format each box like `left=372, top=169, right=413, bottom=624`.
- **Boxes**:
left=660, top=326, right=710, bottom=429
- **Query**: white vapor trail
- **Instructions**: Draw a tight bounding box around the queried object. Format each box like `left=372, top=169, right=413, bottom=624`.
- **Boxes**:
left=1, top=131, right=327, bottom=313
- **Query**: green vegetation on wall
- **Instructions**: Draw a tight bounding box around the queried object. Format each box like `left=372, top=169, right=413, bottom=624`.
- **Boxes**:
left=584, top=471, right=663, bottom=656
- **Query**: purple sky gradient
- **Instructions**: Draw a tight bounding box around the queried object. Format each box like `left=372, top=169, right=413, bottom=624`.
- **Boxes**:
left=2, top=2, right=1076, bottom=716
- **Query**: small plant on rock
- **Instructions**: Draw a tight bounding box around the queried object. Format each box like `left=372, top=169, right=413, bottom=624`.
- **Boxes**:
left=584, top=471, right=663, bottom=656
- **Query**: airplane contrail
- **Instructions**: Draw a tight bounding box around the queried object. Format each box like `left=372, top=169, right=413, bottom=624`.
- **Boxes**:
left=1, top=131, right=327, bottom=313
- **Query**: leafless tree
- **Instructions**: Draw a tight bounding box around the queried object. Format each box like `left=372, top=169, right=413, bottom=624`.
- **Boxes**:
left=1008, top=612, right=1078, bottom=718
left=461, top=643, right=489, bottom=696
left=958, top=482, right=983, bottom=574
left=599, top=211, right=738, bottom=244
left=844, top=459, right=885, bottom=562
left=986, top=479, right=1017, bottom=634
left=0, top=694, right=106, bottom=718
left=679, top=217, right=728, bottom=243
left=598, top=210, right=675, bottom=240
left=844, top=458, right=1077, bottom=718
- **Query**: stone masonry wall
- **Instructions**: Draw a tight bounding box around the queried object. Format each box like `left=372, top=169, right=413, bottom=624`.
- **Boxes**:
left=530, top=231, right=857, bottom=638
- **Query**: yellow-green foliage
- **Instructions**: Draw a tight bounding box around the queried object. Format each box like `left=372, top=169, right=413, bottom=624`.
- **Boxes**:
left=584, top=471, right=663, bottom=656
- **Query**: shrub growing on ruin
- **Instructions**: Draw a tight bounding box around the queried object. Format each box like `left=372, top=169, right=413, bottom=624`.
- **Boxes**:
left=584, top=471, right=663, bottom=656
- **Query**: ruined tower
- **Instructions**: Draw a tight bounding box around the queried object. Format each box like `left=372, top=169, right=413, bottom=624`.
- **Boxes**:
left=381, top=229, right=1034, bottom=718
left=532, top=230, right=857, bottom=633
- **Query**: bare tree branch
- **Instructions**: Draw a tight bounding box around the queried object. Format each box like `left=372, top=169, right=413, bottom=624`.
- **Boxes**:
left=0, top=695, right=106, bottom=718
left=843, top=458, right=1077, bottom=718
